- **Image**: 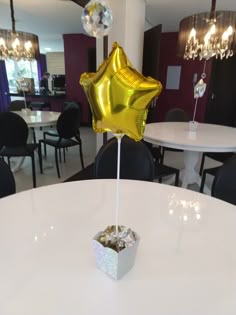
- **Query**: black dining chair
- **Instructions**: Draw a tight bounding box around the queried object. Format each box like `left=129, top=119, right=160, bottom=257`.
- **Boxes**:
left=199, top=152, right=235, bottom=193
left=8, top=100, right=32, bottom=111
left=199, top=165, right=220, bottom=193
left=38, top=106, right=84, bottom=178
left=210, top=155, right=236, bottom=205
left=161, top=108, right=190, bottom=164
left=143, top=141, right=179, bottom=186
left=165, top=108, right=190, bottom=122
left=43, top=102, right=81, bottom=160
left=199, top=152, right=234, bottom=176
left=0, top=158, right=16, bottom=198
left=0, top=112, right=39, bottom=188
left=8, top=100, right=38, bottom=144
left=95, top=136, right=154, bottom=182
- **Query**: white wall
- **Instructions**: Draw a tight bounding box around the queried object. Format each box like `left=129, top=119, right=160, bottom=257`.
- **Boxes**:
left=107, top=0, right=146, bottom=71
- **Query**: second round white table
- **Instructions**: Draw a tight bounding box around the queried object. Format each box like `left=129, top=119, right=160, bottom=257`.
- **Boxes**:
left=144, top=122, right=236, bottom=190
left=12, top=110, right=60, bottom=172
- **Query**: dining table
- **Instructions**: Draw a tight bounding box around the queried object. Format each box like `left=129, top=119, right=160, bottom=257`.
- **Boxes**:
left=14, top=109, right=60, bottom=128
left=144, top=122, right=236, bottom=191
left=0, top=179, right=236, bottom=315
left=11, top=110, right=60, bottom=172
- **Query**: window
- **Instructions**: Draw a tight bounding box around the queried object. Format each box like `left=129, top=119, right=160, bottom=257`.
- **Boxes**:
left=5, top=59, right=39, bottom=93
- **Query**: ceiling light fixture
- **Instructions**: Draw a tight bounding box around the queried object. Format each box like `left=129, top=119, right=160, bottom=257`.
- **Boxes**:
left=177, top=0, right=236, bottom=60
left=0, top=0, right=40, bottom=61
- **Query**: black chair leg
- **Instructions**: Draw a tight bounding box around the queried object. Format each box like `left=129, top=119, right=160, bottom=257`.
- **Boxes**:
left=200, top=170, right=207, bottom=193
left=59, top=149, right=62, bottom=163
left=43, top=133, right=47, bottom=158
left=55, top=148, right=61, bottom=178
left=31, top=154, right=36, bottom=188
left=63, top=148, right=66, bottom=162
left=199, top=153, right=206, bottom=175
left=158, top=177, right=163, bottom=183
left=38, top=141, right=43, bottom=174
left=79, top=143, right=85, bottom=169
left=31, top=127, right=36, bottom=144
left=7, top=157, right=11, bottom=167
left=174, top=171, right=179, bottom=186
left=159, top=147, right=164, bottom=164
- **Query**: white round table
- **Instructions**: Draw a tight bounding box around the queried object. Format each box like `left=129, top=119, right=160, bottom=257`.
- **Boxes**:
left=11, top=110, right=60, bottom=172
left=14, top=110, right=60, bottom=128
left=144, top=122, right=236, bottom=189
left=0, top=179, right=236, bottom=315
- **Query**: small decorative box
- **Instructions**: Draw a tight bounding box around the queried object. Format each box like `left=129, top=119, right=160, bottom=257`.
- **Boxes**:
left=93, top=225, right=140, bottom=280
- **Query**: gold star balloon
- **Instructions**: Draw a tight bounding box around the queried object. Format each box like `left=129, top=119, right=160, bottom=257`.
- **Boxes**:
left=80, top=42, right=162, bottom=141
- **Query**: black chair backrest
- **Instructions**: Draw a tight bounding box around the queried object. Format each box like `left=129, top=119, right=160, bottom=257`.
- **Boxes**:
left=57, top=107, right=81, bottom=139
left=8, top=100, right=31, bottom=111
left=63, top=101, right=81, bottom=112
left=63, top=102, right=81, bottom=129
left=211, top=155, right=236, bottom=205
left=95, top=136, right=155, bottom=181
left=0, top=112, right=28, bottom=147
left=205, top=152, right=234, bottom=163
left=165, top=108, right=190, bottom=122
left=0, top=158, right=16, bottom=198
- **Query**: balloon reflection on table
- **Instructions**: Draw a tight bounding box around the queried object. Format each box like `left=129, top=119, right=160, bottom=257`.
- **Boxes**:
left=161, top=192, right=205, bottom=253
left=33, top=225, right=55, bottom=243
left=165, top=193, right=203, bottom=228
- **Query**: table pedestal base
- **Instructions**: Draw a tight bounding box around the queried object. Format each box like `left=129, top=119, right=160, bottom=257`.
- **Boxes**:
left=181, top=150, right=211, bottom=194
left=181, top=151, right=201, bottom=188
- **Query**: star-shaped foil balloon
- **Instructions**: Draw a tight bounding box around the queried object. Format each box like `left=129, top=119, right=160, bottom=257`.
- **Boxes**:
left=80, top=42, right=162, bottom=141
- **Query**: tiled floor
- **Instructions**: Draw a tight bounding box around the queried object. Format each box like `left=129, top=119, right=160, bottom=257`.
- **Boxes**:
left=13, top=126, right=96, bottom=193
left=12, top=126, right=221, bottom=194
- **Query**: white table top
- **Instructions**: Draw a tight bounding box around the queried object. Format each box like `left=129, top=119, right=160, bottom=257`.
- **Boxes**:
left=0, top=179, right=236, bottom=315
left=144, top=122, right=236, bottom=152
left=14, top=110, right=60, bottom=128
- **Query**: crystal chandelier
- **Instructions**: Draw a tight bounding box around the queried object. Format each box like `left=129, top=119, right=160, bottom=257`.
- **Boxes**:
left=0, top=0, right=39, bottom=61
left=177, top=0, right=236, bottom=60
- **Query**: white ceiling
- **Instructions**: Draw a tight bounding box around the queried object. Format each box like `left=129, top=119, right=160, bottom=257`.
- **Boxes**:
left=0, top=0, right=236, bottom=53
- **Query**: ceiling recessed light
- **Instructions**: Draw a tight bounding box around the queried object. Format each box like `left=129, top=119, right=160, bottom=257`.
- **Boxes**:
left=44, top=47, right=52, bottom=51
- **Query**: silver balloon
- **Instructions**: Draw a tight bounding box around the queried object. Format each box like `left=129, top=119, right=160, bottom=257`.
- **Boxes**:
left=81, top=0, right=113, bottom=38
left=194, top=78, right=206, bottom=99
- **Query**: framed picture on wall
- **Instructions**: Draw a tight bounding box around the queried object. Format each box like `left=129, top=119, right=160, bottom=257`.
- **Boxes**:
left=166, top=65, right=181, bottom=90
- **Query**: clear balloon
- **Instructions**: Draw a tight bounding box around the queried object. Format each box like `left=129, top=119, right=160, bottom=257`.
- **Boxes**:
left=81, top=0, right=113, bottom=38
left=80, top=42, right=163, bottom=141
left=194, top=78, right=206, bottom=99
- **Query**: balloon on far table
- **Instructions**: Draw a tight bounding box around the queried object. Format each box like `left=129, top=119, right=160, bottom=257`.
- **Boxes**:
left=194, top=78, right=206, bottom=99
left=80, top=42, right=163, bottom=141
left=81, top=0, right=113, bottom=38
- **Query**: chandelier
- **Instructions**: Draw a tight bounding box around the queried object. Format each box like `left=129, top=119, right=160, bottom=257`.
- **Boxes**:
left=0, top=0, right=39, bottom=61
left=177, top=0, right=236, bottom=60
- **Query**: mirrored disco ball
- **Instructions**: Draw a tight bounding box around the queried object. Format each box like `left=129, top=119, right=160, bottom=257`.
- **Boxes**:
left=81, top=0, right=113, bottom=38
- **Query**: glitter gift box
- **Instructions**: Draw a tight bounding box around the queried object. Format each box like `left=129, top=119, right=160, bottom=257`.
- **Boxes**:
left=92, top=226, right=140, bottom=280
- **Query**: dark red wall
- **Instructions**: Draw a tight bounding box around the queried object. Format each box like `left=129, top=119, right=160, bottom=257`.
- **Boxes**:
left=156, top=32, right=212, bottom=122
left=63, top=34, right=96, bottom=124
left=63, top=32, right=212, bottom=123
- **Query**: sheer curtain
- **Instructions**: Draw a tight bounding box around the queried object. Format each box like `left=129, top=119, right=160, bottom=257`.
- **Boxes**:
left=37, top=54, right=47, bottom=81
left=0, top=61, right=10, bottom=112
